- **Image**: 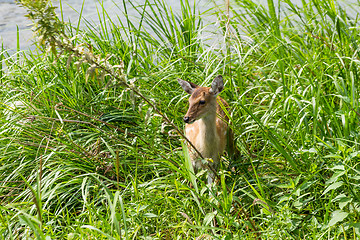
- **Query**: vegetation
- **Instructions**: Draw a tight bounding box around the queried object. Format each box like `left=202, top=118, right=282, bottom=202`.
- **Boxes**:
left=1, top=0, right=360, bottom=238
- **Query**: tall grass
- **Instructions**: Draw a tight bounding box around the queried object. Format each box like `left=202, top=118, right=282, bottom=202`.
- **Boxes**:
left=1, top=0, right=360, bottom=238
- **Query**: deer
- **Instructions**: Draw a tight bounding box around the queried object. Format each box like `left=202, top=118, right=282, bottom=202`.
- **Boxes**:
left=177, top=75, right=233, bottom=184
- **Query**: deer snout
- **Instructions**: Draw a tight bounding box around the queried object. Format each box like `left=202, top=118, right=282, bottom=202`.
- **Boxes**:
left=183, top=116, right=190, bottom=123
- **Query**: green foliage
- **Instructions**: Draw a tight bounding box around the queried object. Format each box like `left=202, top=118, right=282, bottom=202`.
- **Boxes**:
left=1, top=0, right=360, bottom=238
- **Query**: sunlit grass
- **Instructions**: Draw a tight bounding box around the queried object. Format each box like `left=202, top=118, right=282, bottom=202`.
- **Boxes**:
left=1, top=0, right=360, bottom=238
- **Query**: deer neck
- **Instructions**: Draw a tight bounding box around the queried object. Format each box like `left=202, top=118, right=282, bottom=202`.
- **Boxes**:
left=196, top=110, right=218, bottom=156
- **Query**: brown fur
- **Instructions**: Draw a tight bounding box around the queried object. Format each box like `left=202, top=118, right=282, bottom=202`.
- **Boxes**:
left=178, top=76, right=230, bottom=184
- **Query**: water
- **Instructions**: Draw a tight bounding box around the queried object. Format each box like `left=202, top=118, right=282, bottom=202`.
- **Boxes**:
left=1, top=0, right=207, bottom=50
left=0, top=0, right=126, bottom=50
left=0, top=0, right=358, bottom=51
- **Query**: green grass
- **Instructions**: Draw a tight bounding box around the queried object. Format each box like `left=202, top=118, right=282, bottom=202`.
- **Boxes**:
left=1, top=0, right=360, bottom=238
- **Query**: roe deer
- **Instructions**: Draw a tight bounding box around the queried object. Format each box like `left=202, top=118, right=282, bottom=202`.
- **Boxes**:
left=178, top=75, right=230, bottom=184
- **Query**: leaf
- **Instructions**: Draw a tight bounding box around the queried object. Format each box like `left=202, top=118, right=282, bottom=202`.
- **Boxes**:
left=350, top=175, right=360, bottom=180
left=143, top=213, right=158, bottom=218
left=323, top=181, right=343, bottom=195
left=274, top=182, right=293, bottom=189
left=332, top=193, right=347, bottom=202
left=332, top=194, right=352, bottom=209
left=203, top=212, right=216, bottom=226
left=329, top=210, right=348, bottom=227
left=181, top=141, right=198, bottom=194
left=323, top=154, right=343, bottom=159
left=326, top=171, right=345, bottom=184
left=330, top=165, right=345, bottom=171
left=339, top=198, right=352, bottom=210
left=348, top=151, right=360, bottom=159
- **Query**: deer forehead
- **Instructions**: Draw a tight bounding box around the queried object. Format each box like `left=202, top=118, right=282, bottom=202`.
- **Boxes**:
left=189, top=87, right=212, bottom=102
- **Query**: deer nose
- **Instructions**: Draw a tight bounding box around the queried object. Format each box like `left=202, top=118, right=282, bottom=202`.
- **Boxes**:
left=183, top=116, right=190, bottom=123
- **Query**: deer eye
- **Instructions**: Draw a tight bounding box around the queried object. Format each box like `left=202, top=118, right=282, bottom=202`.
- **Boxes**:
left=199, top=100, right=206, bottom=105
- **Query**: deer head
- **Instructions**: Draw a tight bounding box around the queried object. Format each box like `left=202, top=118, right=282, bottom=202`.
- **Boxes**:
left=178, top=75, right=224, bottom=124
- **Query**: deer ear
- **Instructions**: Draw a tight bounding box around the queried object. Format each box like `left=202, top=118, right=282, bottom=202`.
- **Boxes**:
left=177, top=78, right=198, bottom=94
left=209, top=75, right=224, bottom=96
